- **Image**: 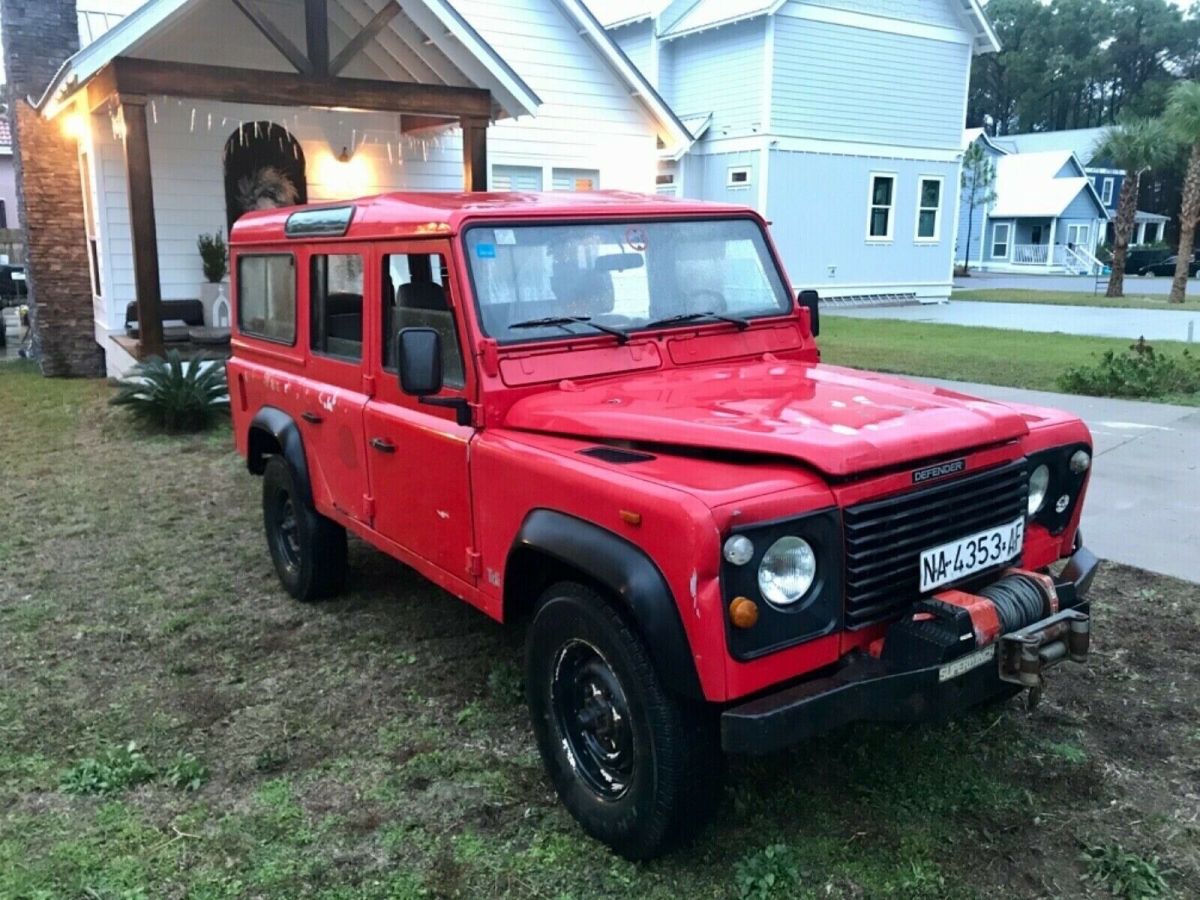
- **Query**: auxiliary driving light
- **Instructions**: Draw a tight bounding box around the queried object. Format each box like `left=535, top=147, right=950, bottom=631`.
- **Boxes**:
left=723, top=535, right=755, bottom=566
left=1070, top=449, right=1091, bottom=474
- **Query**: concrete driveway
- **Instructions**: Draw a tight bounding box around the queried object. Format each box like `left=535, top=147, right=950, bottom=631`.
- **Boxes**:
left=920, top=378, right=1200, bottom=583
left=830, top=300, right=1200, bottom=342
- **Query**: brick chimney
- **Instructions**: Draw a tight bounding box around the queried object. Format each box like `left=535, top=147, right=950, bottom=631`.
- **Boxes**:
left=1, top=0, right=102, bottom=376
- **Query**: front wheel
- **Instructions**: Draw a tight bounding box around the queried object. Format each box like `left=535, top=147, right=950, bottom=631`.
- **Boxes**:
left=525, top=582, right=722, bottom=859
left=262, top=456, right=347, bottom=602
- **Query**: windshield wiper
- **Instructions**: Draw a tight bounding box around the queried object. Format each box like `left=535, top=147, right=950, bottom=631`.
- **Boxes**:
left=508, top=315, right=629, bottom=344
left=643, top=311, right=749, bottom=331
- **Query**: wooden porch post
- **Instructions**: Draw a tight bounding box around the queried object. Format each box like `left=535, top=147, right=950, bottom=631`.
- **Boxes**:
left=461, top=117, right=488, bottom=192
left=1045, top=218, right=1057, bottom=269
left=120, top=95, right=165, bottom=358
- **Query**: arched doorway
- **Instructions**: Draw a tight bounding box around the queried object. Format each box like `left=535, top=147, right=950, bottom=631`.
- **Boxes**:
left=223, top=122, right=307, bottom=230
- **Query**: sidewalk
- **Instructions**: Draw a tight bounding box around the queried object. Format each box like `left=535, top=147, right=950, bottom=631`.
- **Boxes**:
left=919, top=378, right=1200, bottom=583
left=830, top=300, right=1199, bottom=342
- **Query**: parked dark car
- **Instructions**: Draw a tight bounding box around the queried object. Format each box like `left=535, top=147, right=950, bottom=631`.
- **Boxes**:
left=1138, top=253, right=1200, bottom=277
left=0, top=265, right=28, bottom=302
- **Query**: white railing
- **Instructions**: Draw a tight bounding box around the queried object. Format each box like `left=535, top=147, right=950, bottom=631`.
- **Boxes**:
left=1011, top=244, right=1049, bottom=264
left=1064, top=244, right=1103, bottom=275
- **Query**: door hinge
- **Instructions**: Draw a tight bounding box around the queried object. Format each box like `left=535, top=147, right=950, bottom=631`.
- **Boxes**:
left=363, top=495, right=375, bottom=524
left=363, top=374, right=376, bottom=397
left=466, top=548, right=482, bottom=578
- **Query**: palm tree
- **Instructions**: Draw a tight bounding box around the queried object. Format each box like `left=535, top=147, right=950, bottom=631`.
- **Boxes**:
left=1097, top=119, right=1172, bottom=297
left=1166, top=81, right=1200, bottom=303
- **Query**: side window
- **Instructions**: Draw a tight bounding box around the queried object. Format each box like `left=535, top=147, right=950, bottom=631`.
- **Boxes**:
left=237, top=254, right=296, bottom=343
left=310, top=253, right=364, bottom=361
left=382, top=253, right=464, bottom=390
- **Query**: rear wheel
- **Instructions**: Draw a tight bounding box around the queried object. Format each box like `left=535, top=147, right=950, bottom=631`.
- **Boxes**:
left=262, top=456, right=347, bottom=602
left=525, top=581, right=722, bottom=859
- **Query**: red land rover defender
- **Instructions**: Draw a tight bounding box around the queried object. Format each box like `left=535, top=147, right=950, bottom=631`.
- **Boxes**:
left=228, top=192, right=1096, bottom=859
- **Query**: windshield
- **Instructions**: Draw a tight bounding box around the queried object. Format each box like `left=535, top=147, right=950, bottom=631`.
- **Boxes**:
left=463, top=218, right=792, bottom=343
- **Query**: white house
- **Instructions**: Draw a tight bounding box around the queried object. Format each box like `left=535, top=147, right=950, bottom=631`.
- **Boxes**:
left=956, top=130, right=1110, bottom=274
left=589, top=0, right=1001, bottom=304
left=35, top=0, right=691, bottom=375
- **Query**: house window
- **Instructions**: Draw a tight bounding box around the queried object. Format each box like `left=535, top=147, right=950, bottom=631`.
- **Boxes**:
left=915, top=176, right=943, bottom=241
left=867, top=173, right=895, bottom=240
left=991, top=223, right=1010, bottom=258
left=237, top=254, right=296, bottom=344
left=552, top=168, right=599, bottom=192
left=1101, top=177, right=1114, bottom=206
left=492, top=165, right=543, bottom=192
left=310, top=253, right=364, bottom=361
left=655, top=173, right=677, bottom=196
left=727, top=166, right=752, bottom=188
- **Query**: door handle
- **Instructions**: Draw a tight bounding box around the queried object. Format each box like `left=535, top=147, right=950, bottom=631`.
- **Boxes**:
left=370, top=437, right=396, bottom=453
left=301, top=411, right=324, bottom=424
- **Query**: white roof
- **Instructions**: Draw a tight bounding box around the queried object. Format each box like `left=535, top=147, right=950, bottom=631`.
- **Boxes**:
left=992, top=128, right=1107, bottom=166
left=660, top=0, right=786, bottom=39
left=989, top=150, right=1107, bottom=219
left=585, top=0, right=662, bottom=28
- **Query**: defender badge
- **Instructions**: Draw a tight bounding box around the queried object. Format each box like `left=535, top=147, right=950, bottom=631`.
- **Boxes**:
left=912, top=458, right=966, bottom=484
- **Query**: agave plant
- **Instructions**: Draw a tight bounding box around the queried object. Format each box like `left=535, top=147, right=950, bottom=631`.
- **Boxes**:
left=111, top=350, right=229, bottom=432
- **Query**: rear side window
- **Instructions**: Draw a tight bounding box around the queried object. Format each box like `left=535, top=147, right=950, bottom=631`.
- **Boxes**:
left=237, top=254, right=296, bottom=344
left=310, top=253, right=364, bottom=361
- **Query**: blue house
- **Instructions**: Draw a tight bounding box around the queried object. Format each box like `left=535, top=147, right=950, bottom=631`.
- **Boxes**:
left=989, top=128, right=1168, bottom=247
left=589, top=0, right=1001, bottom=303
left=956, top=130, right=1110, bottom=274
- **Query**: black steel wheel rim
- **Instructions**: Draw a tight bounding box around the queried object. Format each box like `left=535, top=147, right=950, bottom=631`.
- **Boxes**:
left=551, top=639, right=635, bottom=800
left=273, top=493, right=302, bottom=574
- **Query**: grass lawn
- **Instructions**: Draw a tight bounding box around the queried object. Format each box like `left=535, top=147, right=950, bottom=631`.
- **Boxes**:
left=2, top=360, right=1199, bottom=899
left=820, top=316, right=1200, bottom=405
left=951, top=287, right=1200, bottom=310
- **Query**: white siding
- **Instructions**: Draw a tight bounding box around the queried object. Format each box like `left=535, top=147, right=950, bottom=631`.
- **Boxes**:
left=667, top=19, right=766, bottom=136
left=803, top=0, right=967, bottom=29
left=771, top=13, right=970, bottom=150
left=612, top=20, right=656, bottom=81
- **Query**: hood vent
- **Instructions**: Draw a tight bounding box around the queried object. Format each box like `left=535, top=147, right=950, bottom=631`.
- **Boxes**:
left=579, top=446, right=656, bottom=465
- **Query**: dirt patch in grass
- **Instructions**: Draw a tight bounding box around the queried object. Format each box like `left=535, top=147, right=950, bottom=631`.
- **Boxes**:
left=1, top=359, right=1198, bottom=898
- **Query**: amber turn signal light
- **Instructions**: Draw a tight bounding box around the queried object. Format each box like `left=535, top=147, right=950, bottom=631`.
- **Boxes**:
left=729, top=596, right=759, bottom=629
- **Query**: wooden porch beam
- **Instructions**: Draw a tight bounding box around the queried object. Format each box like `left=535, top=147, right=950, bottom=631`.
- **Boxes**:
left=231, top=0, right=313, bottom=75
left=103, top=58, right=492, bottom=118
left=119, top=96, right=164, bottom=359
left=331, top=0, right=401, bottom=76
left=306, top=0, right=330, bottom=76
left=461, top=116, right=488, bottom=192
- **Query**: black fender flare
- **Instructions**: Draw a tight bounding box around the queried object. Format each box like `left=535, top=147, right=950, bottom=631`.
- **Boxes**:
left=509, top=509, right=704, bottom=700
left=247, top=406, right=313, bottom=507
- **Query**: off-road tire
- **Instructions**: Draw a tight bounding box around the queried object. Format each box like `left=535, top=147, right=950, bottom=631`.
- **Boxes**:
left=526, top=581, right=722, bottom=859
left=262, top=456, right=347, bottom=602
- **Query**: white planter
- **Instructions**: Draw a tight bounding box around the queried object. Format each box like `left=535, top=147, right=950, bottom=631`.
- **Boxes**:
left=199, top=281, right=231, bottom=328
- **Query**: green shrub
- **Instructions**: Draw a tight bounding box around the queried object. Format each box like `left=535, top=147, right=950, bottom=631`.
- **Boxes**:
left=197, top=231, right=228, bottom=283
left=60, top=742, right=156, bottom=796
left=1057, top=345, right=1200, bottom=399
left=734, top=843, right=805, bottom=899
left=111, top=350, right=229, bottom=432
left=1081, top=844, right=1168, bottom=899
left=163, top=753, right=209, bottom=791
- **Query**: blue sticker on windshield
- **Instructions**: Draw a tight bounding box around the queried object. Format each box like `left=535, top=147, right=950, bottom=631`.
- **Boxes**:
left=476, top=243, right=496, bottom=259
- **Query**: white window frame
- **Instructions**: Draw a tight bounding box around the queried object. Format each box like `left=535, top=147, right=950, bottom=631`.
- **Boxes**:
left=865, top=172, right=896, bottom=242
left=727, top=166, right=752, bottom=189
left=991, top=222, right=1011, bottom=258
left=1066, top=223, right=1090, bottom=248
left=913, top=175, right=944, bottom=243
left=1100, top=177, right=1114, bottom=206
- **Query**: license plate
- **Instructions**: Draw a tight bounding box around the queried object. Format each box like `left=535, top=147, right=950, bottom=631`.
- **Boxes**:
left=919, top=517, right=1024, bottom=593
left=938, top=644, right=996, bottom=683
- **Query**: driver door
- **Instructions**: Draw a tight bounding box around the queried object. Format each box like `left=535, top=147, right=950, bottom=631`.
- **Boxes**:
left=363, top=242, right=477, bottom=587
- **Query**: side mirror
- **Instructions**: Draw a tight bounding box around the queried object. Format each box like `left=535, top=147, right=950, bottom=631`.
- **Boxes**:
left=397, top=327, right=443, bottom=396
left=798, top=289, right=820, bottom=337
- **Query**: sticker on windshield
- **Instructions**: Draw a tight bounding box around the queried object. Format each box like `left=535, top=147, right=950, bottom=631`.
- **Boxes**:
left=624, top=227, right=648, bottom=252
left=495, top=229, right=516, bottom=245
left=476, top=243, right=496, bottom=259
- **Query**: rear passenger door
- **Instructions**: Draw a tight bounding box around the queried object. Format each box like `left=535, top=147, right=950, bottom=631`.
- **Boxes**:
left=300, top=246, right=373, bottom=524
left=364, top=242, right=477, bottom=586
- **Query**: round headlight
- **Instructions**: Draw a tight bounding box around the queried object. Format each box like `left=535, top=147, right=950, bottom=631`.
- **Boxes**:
left=1028, top=464, right=1050, bottom=516
left=1070, top=449, right=1091, bottom=474
left=757, top=536, right=817, bottom=607
left=723, top=535, right=755, bottom=566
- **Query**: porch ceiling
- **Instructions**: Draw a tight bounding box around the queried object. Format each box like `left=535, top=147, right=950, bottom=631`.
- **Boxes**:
left=36, top=0, right=540, bottom=122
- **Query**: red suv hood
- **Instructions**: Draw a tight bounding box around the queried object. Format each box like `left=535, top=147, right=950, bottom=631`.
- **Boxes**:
left=502, top=361, right=1029, bottom=477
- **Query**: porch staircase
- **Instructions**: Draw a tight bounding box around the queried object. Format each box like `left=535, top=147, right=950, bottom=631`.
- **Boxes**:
left=1063, top=244, right=1104, bottom=276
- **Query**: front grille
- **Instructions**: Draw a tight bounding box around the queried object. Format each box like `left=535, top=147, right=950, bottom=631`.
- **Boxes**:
left=843, top=460, right=1029, bottom=628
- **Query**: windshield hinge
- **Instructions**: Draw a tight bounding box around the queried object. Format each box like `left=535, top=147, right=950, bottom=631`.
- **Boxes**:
left=466, top=548, right=482, bottom=578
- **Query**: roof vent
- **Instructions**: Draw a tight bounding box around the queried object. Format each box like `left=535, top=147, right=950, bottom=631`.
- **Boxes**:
left=579, top=446, right=656, bottom=464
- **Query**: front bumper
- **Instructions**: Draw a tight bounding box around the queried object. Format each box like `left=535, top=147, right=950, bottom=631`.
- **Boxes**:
left=721, top=546, right=1098, bottom=754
